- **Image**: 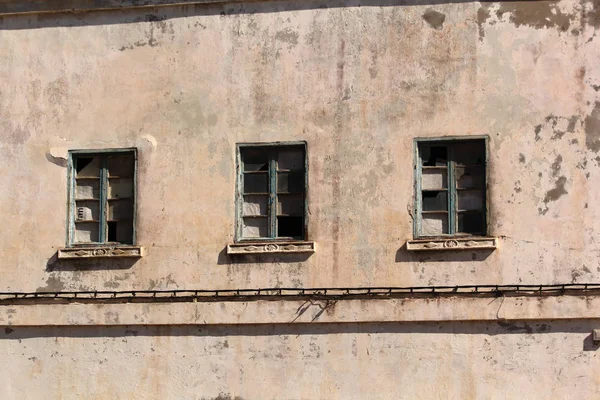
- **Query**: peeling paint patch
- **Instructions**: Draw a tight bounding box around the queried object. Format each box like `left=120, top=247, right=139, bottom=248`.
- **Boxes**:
left=36, top=276, right=64, bottom=292
left=514, top=180, right=522, bottom=193
left=583, top=0, right=600, bottom=28
left=546, top=115, right=579, bottom=140
left=202, top=394, right=244, bottom=400
left=551, top=155, right=563, bottom=178
left=422, top=9, right=445, bottom=30
left=275, top=27, right=299, bottom=47
left=534, top=124, right=542, bottom=141
left=477, top=7, right=491, bottom=40
left=480, top=1, right=574, bottom=32
left=585, top=102, right=600, bottom=153
left=45, top=147, right=68, bottom=167
left=535, top=115, right=579, bottom=142
left=539, top=176, right=568, bottom=215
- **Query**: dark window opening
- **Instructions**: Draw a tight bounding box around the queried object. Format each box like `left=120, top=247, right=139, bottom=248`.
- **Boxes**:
left=76, top=157, right=93, bottom=173
left=417, top=139, right=486, bottom=237
left=239, top=144, right=306, bottom=240
left=421, top=146, right=448, bottom=167
left=70, top=151, right=136, bottom=245
left=277, top=216, right=303, bottom=238
left=107, top=221, right=117, bottom=242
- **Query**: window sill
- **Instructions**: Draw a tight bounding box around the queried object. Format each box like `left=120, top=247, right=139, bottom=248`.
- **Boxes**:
left=58, top=245, right=145, bottom=259
left=227, top=241, right=315, bottom=255
left=406, top=237, right=497, bottom=251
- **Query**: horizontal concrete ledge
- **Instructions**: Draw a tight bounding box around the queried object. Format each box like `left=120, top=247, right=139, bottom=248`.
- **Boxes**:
left=227, top=241, right=315, bottom=255
left=1, top=295, right=600, bottom=326
left=406, top=237, right=497, bottom=251
left=58, top=245, right=145, bottom=259
left=0, top=0, right=252, bottom=16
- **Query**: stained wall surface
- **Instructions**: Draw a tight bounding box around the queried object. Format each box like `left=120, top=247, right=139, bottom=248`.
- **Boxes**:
left=0, top=0, right=599, bottom=292
left=1, top=320, right=600, bottom=400
left=1, top=1, right=600, bottom=398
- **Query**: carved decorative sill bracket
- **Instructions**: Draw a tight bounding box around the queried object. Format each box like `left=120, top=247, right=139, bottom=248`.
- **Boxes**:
left=58, top=246, right=145, bottom=259
left=227, top=241, right=316, bottom=255
left=405, top=237, right=497, bottom=251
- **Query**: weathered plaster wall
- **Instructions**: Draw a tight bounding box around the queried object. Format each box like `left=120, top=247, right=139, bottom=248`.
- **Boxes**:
left=1, top=1, right=599, bottom=398
left=0, top=0, right=599, bottom=292
left=1, top=320, right=599, bottom=399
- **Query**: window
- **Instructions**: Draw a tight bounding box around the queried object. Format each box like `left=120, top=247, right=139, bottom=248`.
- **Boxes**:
left=68, top=149, right=136, bottom=246
left=415, top=138, right=487, bottom=237
left=237, top=143, right=307, bottom=241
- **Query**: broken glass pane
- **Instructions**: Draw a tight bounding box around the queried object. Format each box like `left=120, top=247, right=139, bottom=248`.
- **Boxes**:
left=75, top=181, right=99, bottom=199
left=457, top=190, right=484, bottom=211
left=277, top=172, right=304, bottom=193
left=74, top=222, right=99, bottom=243
left=453, top=141, right=486, bottom=166
left=422, top=191, right=448, bottom=211
left=108, top=199, right=133, bottom=221
left=458, top=212, right=484, bottom=234
left=116, top=221, right=133, bottom=243
left=277, top=194, right=303, bottom=215
left=243, top=173, right=268, bottom=193
left=243, top=195, right=268, bottom=216
left=278, top=149, right=304, bottom=171
left=75, top=200, right=99, bottom=221
left=277, top=216, right=303, bottom=238
left=422, top=169, right=447, bottom=190
left=421, top=146, right=447, bottom=167
left=242, top=217, right=268, bottom=238
left=242, top=149, right=269, bottom=172
left=421, top=214, right=448, bottom=236
left=108, top=179, right=133, bottom=199
left=75, top=156, right=101, bottom=177
left=108, top=156, right=134, bottom=178
left=455, top=166, right=485, bottom=189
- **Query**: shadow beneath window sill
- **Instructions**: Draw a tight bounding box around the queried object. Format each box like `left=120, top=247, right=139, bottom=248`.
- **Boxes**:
left=217, top=246, right=313, bottom=265
left=395, top=243, right=495, bottom=263
left=46, top=251, right=140, bottom=271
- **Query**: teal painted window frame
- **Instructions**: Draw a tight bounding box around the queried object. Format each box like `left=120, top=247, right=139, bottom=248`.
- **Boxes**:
left=66, top=148, right=138, bottom=247
left=235, top=142, right=308, bottom=242
left=413, top=136, right=489, bottom=238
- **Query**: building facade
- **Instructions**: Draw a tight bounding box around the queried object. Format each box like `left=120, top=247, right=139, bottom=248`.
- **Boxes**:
left=1, top=0, right=600, bottom=398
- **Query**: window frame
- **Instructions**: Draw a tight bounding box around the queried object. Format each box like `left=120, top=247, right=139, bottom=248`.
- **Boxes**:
left=66, top=148, right=138, bottom=247
left=235, top=141, right=308, bottom=242
left=413, top=136, right=489, bottom=239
